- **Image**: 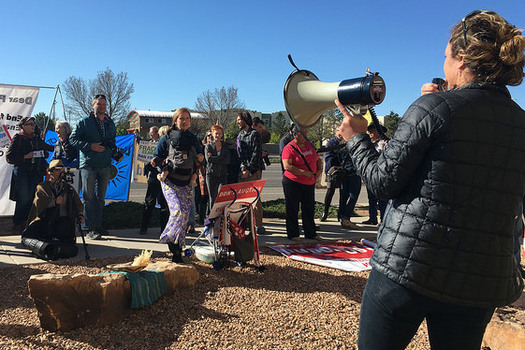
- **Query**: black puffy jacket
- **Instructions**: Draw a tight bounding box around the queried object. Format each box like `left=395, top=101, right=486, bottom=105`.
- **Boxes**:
left=347, top=83, right=525, bottom=308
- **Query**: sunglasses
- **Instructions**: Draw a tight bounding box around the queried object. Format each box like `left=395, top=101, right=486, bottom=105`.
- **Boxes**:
left=23, top=122, right=36, bottom=126
left=461, top=10, right=496, bottom=48
left=94, top=94, right=106, bottom=99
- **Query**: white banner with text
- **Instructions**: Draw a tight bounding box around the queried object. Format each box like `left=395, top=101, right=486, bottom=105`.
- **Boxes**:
left=0, top=84, right=40, bottom=216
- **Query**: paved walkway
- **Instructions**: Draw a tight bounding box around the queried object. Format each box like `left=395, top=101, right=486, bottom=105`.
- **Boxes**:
left=0, top=217, right=379, bottom=267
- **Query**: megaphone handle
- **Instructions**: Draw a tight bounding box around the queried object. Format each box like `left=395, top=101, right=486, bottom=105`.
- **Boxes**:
left=369, top=106, right=390, bottom=141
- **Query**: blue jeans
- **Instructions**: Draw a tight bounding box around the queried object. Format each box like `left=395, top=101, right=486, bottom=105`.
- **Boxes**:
left=366, top=187, right=387, bottom=222
left=80, top=166, right=111, bottom=230
left=340, top=173, right=362, bottom=220
left=358, top=269, right=495, bottom=350
left=12, top=168, right=43, bottom=225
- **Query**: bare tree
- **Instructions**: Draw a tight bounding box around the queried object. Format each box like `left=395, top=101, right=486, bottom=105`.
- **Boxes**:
left=194, top=86, right=245, bottom=127
left=62, top=76, right=92, bottom=117
left=62, top=68, right=134, bottom=122
left=308, top=108, right=343, bottom=147
left=93, top=69, right=134, bottom=122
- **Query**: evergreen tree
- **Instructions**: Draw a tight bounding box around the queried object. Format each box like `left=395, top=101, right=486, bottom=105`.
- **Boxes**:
left=383, top=111, right=401, bottom=138
left=270, top=112, right=290, bottom=139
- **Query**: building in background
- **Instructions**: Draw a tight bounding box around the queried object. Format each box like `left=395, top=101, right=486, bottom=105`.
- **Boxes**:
left=127, top=110, right=207, bottom=139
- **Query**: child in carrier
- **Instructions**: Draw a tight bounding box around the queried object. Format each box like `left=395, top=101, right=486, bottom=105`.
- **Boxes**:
left=158, top=162, right=198, bottom=187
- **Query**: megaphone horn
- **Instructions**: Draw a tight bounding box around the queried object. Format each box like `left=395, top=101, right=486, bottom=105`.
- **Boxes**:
left=283, top=66, right=386, bottom=128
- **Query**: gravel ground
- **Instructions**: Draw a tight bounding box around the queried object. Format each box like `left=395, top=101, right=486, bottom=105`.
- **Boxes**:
left=0, top=247, right=433, bottom=350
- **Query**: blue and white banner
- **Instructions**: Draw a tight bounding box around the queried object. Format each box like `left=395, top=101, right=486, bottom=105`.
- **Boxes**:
left=0, top=84, right=40, bottom=216
left=44, top=132, right=135, bottom=201
left=106, top=133, right=135, bottom=200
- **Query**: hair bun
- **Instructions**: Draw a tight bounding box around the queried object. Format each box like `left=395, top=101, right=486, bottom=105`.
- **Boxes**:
left=499, top=31, right=525, bottom=65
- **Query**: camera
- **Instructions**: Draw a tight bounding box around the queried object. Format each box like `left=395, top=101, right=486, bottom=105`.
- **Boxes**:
left=100, top=138, right=116, bottom=149
left=112, top=150, right=124, bottom=162
left=100, top=138, right=123, bottom=161
left=60, top=167, right=76, bottom=184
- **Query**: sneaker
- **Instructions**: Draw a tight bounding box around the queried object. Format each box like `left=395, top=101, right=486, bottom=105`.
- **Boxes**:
left=306, top=235, right=324, bottom=241
left=362, top=218, right=378, bottom=225
left=320, top=212, right=328, bottom=222
left=341, top=219, right=360, bottom=230
left=86, top=231, right=101, bottom=240
left=290, top=237, right=301, bottom=242
left=256, top=226, right=266, bottom=235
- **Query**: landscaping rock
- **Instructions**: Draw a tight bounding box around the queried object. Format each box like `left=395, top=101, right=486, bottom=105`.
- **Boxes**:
left=482, top=290, right=525, bottom=350
left=27, top=262, right=199, bottom=331
left=147, top=261, right=200, bottom=292
left=28, top=273, right=130, bottom=332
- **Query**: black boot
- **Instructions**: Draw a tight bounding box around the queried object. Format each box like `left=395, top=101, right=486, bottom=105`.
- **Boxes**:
left=167, top=242, right=183, bottom=263
left=320, top=207, right=329, bottom=222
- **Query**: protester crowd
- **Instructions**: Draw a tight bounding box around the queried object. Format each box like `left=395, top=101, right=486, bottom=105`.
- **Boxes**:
left=3, top=9, right=525, bottom=349
left=7, top=92, right=524, bottom=270
left=5, top=91, right=400, bottom=260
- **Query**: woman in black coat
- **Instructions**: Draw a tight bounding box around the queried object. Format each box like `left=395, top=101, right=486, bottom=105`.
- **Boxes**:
left=205, top=125, right=230, bottom=213
left=6, top=117, right=53, bottom=233
left=336, top=10, right=525, bottom=349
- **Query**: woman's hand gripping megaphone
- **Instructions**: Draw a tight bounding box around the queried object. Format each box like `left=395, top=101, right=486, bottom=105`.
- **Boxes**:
left=334, top=99, right=369, bottom=142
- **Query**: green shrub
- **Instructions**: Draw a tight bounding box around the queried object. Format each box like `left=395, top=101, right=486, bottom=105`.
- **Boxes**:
left=103, top=199, right=339, bottom=229
left=103, top=201, right=158, bottom=229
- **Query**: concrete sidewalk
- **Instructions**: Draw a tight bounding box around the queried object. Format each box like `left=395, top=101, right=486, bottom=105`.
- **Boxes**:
left=0, top=217, right=379, bottom=267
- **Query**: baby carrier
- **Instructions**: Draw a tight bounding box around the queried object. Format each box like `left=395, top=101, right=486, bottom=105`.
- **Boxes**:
left=166, top=129, right=197, bottom=185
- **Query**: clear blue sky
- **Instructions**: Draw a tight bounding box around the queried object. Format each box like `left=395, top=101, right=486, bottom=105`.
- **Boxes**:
left=1, top=0, right=524, bottom=120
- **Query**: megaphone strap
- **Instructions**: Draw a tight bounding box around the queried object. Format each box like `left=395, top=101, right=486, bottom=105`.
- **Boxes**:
left=289, top=144, right=314, bottom=174
left=287, top=54, right=300, bottom=71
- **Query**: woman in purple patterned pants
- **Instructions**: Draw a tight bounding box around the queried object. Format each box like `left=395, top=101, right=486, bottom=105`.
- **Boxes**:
left=153, top=108, right=204, bottom=262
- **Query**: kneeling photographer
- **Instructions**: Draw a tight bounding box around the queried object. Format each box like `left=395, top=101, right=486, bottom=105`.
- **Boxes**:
left=22, top=160, right=84, bottom=261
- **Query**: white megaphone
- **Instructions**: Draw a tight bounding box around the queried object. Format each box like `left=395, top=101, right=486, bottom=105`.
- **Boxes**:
left=283, top=56, right=386, bottom=128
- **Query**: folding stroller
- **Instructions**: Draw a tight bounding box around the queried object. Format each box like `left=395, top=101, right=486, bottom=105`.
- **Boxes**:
left=185, top=185, right=262, bottom=270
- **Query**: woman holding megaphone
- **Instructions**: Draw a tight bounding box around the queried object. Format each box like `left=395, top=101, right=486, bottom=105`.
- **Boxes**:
left=336, top=10, right=525, bottom=349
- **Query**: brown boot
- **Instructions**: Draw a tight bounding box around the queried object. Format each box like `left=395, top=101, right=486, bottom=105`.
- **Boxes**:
left=341, top=219, right=360, bottom=230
